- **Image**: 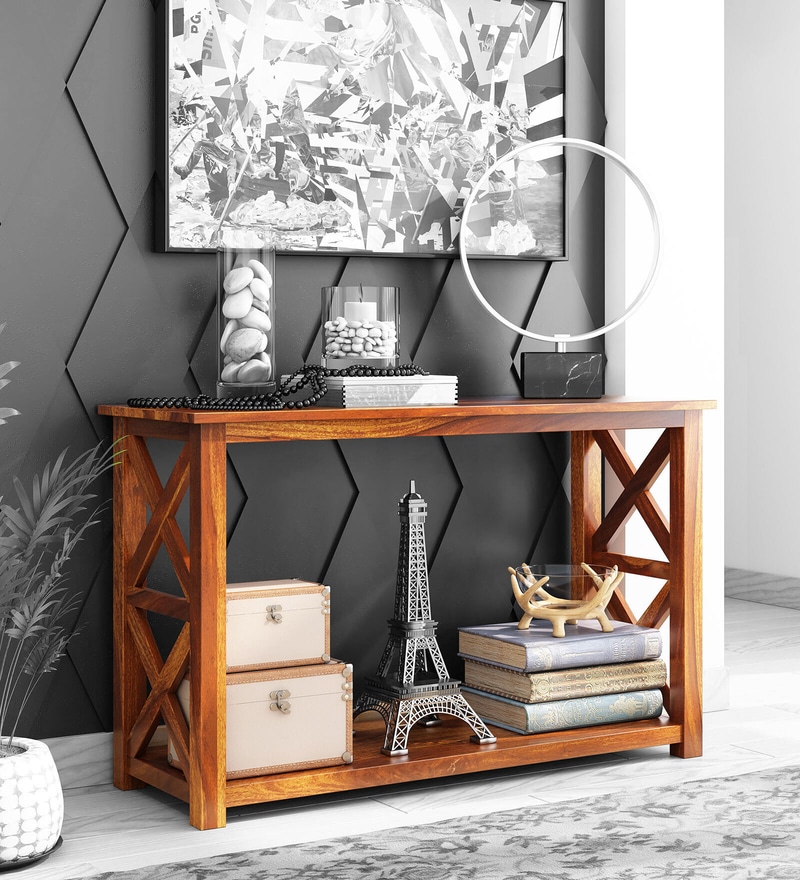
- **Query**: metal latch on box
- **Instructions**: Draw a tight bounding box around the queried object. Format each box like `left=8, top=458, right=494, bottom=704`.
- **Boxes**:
left=265, top=604, right=283, bottom=623
left=269, top=689, right=291, bottom=714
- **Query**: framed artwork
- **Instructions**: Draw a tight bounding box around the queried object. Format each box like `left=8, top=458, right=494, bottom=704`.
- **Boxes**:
left=159, top=0, right=566, bottom=256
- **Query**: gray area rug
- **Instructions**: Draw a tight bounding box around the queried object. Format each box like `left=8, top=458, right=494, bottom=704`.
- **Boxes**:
left=83, top=765, right=800, bottom=879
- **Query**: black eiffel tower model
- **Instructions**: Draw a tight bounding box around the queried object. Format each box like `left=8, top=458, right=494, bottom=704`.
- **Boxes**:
left=354, top=481, right=496, bottom=756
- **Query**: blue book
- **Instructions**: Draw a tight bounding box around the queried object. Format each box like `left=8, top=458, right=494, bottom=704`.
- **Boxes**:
left=458, top=619, right=662, bottom=673
left=462, top=686, right=665, bottom=734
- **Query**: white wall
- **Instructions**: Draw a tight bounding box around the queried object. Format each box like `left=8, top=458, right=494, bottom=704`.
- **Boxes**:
left=605, top=1, right=727, bottom=702
left=725, top=2, right=800, bottom=578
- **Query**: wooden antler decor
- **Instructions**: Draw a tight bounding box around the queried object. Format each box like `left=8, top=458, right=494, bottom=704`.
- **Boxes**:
left=508, top=562, right=624, bottom=638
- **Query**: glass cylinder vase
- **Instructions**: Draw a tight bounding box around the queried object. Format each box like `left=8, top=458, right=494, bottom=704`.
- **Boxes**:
left=321, top=286, right=399, bottom=369
left=217, top=233, right=276, bottom=397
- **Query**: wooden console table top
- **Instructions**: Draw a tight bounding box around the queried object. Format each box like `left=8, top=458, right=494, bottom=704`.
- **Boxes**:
left=98, top=396, right=716, bottom=443
left=99, top=395, right=716, bottom=423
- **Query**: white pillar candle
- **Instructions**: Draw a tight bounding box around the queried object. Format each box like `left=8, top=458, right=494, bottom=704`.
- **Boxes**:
left=343, top=300, right=377, bottom=323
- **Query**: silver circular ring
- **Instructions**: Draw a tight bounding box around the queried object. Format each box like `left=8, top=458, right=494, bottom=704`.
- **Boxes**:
left=459, top=137, right=661, bottom=344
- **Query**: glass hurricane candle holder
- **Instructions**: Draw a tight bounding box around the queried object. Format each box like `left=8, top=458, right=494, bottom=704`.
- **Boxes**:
left=321, top=286, right=398, bottom=369
left=217, top=231, right=276, bottom=397
left=512, top=564, right=615, bottom=600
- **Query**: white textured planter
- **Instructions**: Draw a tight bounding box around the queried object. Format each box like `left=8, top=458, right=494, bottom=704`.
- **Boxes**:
left=0, top=738, right=63, bottom=867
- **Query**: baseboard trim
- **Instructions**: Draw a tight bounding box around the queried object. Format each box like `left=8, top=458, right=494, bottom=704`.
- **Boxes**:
left=43, top=731, right=113, bottom=790
left=703, top=664, right=730, bottom=713
left=725, top=567, right=800, bottom=611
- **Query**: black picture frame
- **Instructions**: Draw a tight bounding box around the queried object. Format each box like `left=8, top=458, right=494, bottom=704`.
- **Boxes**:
left=157, top=0, right=566, bottom=257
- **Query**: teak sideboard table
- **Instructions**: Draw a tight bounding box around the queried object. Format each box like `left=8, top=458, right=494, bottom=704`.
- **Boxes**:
left=98, top=397, right=714, bottom=830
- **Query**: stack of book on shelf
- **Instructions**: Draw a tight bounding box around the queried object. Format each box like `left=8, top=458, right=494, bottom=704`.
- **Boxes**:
left=458, top=619, right=667, bottom=735
left=319, top=374, right=458, bottom=408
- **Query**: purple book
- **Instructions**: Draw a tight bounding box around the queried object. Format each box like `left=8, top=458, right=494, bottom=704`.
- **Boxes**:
left=458, top=619, right=663, bottom=673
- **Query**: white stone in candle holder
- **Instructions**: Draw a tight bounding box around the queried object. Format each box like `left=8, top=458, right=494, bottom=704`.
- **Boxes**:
left=321, top=286, right=399, bottom=369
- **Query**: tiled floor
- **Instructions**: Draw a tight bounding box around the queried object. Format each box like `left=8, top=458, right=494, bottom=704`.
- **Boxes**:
left=23, top=598, right=800, bottom=879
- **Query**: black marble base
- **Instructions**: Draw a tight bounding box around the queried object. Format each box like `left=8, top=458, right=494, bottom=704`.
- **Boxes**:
left=521, top=352, right=605, bottom=399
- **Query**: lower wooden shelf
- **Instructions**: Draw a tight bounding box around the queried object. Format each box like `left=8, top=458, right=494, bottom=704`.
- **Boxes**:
left=130, top=714, right=684, bottom=812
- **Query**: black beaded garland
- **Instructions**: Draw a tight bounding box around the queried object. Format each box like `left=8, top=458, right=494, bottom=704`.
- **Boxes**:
left=126, top=364, right=429, bottom=411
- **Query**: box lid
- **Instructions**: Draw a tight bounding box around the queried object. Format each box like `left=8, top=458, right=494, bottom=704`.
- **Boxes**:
left=227, top=662, right=352, bottom=704
left=226, top=578, right=323, bottom=595
left=226, top=579, right=330, bottom=617
left=180, top=662, right=352, bottom=706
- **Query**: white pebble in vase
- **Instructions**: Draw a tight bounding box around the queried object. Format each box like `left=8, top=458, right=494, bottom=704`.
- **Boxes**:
left=222, top=288, right=254, bottom=319
left=217, top=239, right=276, bottom=397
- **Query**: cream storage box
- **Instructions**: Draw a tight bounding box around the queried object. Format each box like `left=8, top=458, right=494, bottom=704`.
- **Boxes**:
left=226, top=578, right=330, bottom=671
left=168, top=661, right=354, bottom=778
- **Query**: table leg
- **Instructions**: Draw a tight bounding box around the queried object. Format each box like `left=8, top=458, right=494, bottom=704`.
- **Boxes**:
left=113, top=418, right=147, bottom=791
left=571, top=431, right=602, bottom=598
left=187, top=423, right=228, bottom=830
left=669, top=411, right=704, bottom=757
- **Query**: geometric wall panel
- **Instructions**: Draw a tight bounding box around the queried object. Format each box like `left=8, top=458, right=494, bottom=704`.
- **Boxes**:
left=225, top=439, right=358, bottom=585
left=68, top=233, right=192, bottom=433
left=416, top=258, right=549, bottom=397
left=0, top=0, right=606, bottom=738
left=0, top=0, right=105, bottom=224
left=326, top=436, right=463, bottom=692
left=67, top=0, right=156, bottom=228
left=430, top=432, right=571, bottom=665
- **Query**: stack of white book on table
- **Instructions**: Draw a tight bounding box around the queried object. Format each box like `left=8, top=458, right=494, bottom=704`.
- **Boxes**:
left=318, top=374, right=458, bottom=408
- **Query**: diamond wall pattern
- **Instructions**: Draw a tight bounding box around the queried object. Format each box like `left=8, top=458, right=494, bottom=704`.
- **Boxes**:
left=0, top=0, right=606, bottom=738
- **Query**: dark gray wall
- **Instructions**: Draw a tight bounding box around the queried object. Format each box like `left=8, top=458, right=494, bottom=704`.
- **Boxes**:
left=0, top=0, right=605, bottom=738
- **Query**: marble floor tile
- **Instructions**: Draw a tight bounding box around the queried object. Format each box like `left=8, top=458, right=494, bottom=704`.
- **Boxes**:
left=731, top=736, right=800, bottom=759
left=770, top=701, right=800, bottom=715
left=372, top=753, right=628, bottom=817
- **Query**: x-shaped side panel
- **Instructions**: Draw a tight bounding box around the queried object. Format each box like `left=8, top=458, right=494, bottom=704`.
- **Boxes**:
left=593, top=429, right=670, bottom=556
left=126, top=608, right=190, bottom=769
left=127, top=436, right=191, bottom=597
left=584, top=428, right=675, bottom=642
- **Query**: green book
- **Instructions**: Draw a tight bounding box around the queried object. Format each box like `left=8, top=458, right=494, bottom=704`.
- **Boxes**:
left=463, top=657, right=668, bottom=703
left=462, top=686, right=664, bottom=735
